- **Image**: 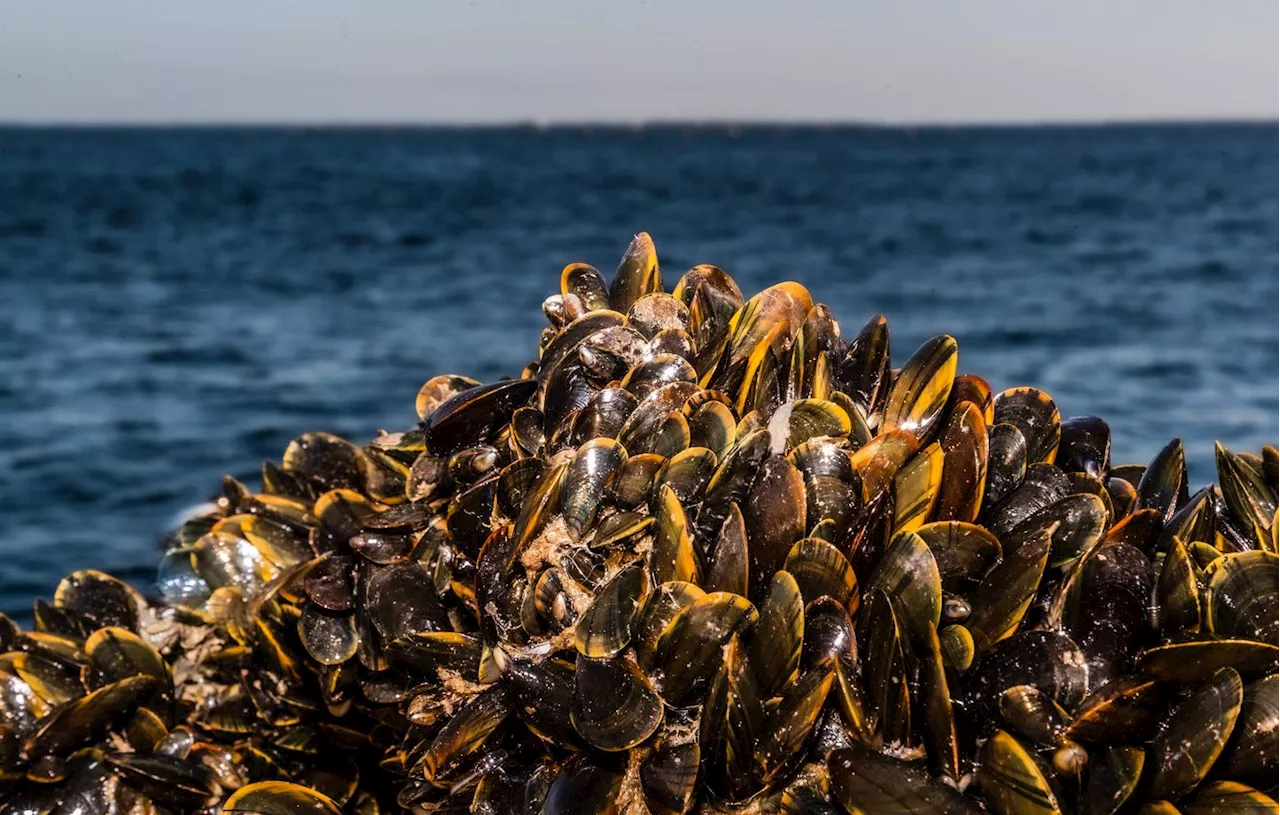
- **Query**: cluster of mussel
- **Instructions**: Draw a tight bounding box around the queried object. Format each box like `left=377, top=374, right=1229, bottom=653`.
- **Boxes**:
left=3, top=233, right=1277, bottom=815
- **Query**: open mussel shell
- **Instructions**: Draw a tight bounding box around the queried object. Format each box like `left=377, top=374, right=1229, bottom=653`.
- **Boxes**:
left=1216, top=442, right=1278, bottom=545
left=571, top=654, right=664, bottom=751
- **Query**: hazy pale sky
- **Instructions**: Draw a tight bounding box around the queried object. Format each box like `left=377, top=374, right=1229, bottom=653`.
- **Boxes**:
left=2, top=1, right=1276, bottom=123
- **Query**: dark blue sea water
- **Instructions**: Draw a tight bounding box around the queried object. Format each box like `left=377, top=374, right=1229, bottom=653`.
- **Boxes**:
left=0, top=124, right=1276, bottom=620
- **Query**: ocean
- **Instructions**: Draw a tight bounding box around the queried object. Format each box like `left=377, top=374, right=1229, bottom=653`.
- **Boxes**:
left=0, top=123, right=1275, bottom=620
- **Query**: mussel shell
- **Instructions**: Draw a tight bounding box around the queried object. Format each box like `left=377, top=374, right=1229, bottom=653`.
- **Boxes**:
left=1137, top=637, right=1279, bottom=682
left=634, top=581, right=705, bottom=673
left=1057, top=415, right=1112, bottom=480
left=540, top=756, right=625, bottom=815
left=801, top=596, right=857, bottom=672
left=1060, top=541, right=1153, bottom=679
left=916, top=521, right=1003, bottom=594
left=23, top=674, right=158, bottom=758
left=640, top=741, right=699, bottom=815
left=997, top=684, right=1069, bottom=747
left=882, top=334, right=958, bottom=443
left=586, top=511, right=650, bottom=552
left=109, top=753, right=216, bottom=809
left=1206, top=550, right=1278, bottom=644
left=53, top=570, right=143, bottom=632
left=560, top=438, right=627, bottom=540
left=704, top=503, right=749, bottom=597
left=993, top=386, right=1061, bottom=465
left=572, top=387, right=638, bottom=446
left=857, top=589, right=911, bottom=746
left=866, top=530, right=943, bottom=645
left=784, top=537, right=857, bottom=608
left=656, top=591, right=759, bottom=707
left=965, top=530, right=1050, bottom=654
left=1064, top=675, right=1172, bottom=742
left=1137, top=438, right=1190, bottom=525
left=978, top=730, right=1064, bottom=815
left=1080, top=745, right=1145, bottom=815
left=1146, top=667, right=1243, bottom=800
left=743, top=454, right=807, bottom=602
left=1179, top=781, right=1279, bottom=814
left=700, top=634, right=763, bottom=802
left=1216, top=442, right=1277, bottom=544
left=364, top=562, right=449, bottom=642
left=1157, top=536, right=1204, bottom=635
left=571, top=654, right=664, bottom=751
left=934, top=401, right=989, bottom=524
left=281, top=431, right=367, bottom=491
left=608, top=453, right=665, bottom=508
left=407, top=711, right=507, bottom=797
left=696, top=428, right=772, bottom=543
left=621, top=353, right=697, bottom=398
left=575, top=563, right=650, bottom=659
left=1006, top=492, right=1107, bottom=569
left=688, top=400, right=737, bottom=461
left=385, top=631, right=481, bottom=680
left=655, top=447, right=718, bottom=508
left=652, top=485, right=700, bottom=585
left=608, top=232, right=662, bottom=314
left=828, top=745, right=981, bottom=814
left=1214, top=672, right=1279, bottom=789
left=757, top=667, right=834, bottom=783
left=748, top=570, right=805, bottom=697
left=969, top=631, right=1091, bottom=724
left=222, top=780, right=343, bottom=815
left=985, top=422, right=1029, bottom=507
left=425, top=379, right=537, bottom=457
left=561, top=262, right=610, bottom=311
left=297, top=603, right=359, bottom=666
left=834, top=314, right=891, bottom=420
left=84, top=626, right=171, bottom=706
left=982, top=462, right=1072, bottom=540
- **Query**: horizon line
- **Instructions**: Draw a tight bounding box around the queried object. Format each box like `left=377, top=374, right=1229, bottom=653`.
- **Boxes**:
left=0, top=116, right=1275, bottom=130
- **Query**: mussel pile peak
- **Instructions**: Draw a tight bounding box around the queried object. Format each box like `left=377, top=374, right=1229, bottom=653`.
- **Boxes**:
left=2, top=233, right=1277, bottom=815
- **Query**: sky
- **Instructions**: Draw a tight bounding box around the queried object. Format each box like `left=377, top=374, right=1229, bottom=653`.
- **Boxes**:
left=1, top=1, right=1276, bottom=124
